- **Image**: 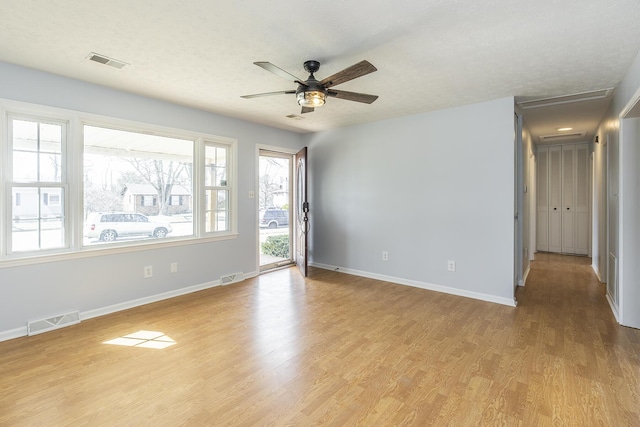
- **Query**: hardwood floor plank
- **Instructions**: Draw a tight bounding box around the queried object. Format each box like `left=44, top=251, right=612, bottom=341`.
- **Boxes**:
left=1, top=254, right=639, bottom=425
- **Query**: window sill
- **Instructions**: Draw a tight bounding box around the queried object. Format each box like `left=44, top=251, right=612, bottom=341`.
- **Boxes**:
left=0, top=233, right=239, bottom=269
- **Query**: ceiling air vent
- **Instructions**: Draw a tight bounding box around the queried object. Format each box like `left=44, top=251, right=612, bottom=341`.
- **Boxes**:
left=87, top=52, right=129, bottom=69
left=539, top=132, right=587, bottom=143
left=286, top=114, right=305, bottom=120
left=518, top=88, right=614, bottom=109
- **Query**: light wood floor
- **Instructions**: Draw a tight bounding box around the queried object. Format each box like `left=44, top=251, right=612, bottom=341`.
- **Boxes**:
left=1, top=254, right=639, bottom=426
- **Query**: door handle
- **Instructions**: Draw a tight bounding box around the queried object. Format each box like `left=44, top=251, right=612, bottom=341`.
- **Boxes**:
left=553, top=207, right=557, bottom=210
left=566, top=207, right=570, bottom=210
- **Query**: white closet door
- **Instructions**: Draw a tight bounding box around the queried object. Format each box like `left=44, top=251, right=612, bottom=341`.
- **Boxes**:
left=548, top=146, right=562, bottom=253
left=562, top=145, right=576, bottom=253
left=536, top=147, right=549, bottom=251
left=575, top=144, right=590, bottom=254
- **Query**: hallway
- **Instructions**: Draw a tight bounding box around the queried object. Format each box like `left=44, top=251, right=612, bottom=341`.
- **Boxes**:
left=515, top=253, right=640, bottom=424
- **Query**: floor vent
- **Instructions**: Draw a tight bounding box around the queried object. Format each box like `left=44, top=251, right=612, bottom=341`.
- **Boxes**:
left=220, top=272, right=244, bottom=285
left=27, top=311, right=80, bottom=336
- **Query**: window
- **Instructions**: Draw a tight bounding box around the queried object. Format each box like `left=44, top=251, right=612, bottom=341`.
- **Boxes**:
left=204, top=143, right=229, bottom=233
left=83, top=125, right=194, bottom=245
left=9, top=117, right=67, bottom=253
left=1, top=101, right=237, bottom=262
left=142, top=195, right=156, bottom=207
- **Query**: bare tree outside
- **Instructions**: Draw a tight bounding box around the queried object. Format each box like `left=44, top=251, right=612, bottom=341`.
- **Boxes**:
left=259, top=157, right=287, bottom=209
left=126, top=159, right=191, bottom=215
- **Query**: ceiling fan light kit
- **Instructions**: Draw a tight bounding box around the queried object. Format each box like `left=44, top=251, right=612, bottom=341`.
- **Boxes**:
left=297, top=90, right=326, bottom=107
left=242, top=59, right=378, bottom=114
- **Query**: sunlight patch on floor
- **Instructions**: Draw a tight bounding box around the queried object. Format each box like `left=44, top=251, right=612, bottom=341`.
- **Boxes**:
left=103, top=330, right=176, bottom=349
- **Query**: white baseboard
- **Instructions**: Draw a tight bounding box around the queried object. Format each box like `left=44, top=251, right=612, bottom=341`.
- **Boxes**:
left=592, top=263, right=602, bottom=282
left=81, top=280, right=222, bottom=321
left=0, top=327, right=28, bottom=342
left=0, top=270, right=259, bottom=343
left=520, top=265, right=530, bottom=287
left=606, top=293, right=620, bottom=323
left=310, top=262, right=517, bottom=307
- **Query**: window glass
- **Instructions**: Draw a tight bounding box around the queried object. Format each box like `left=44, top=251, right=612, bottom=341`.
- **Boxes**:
left=83, top=125, right=194, bottom=245
left=2, top=107, right=235, bottom=261
left=10, top=117, right=66, bottom=253
left=204, top=142, right=230, bottom=233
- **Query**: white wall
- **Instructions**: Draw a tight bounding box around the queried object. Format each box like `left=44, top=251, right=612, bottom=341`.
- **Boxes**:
left=0, top=61, right=304, bottom=339
left=305, top=97, right=516, bottom=305
left=593, top=49, right=640, bottom=328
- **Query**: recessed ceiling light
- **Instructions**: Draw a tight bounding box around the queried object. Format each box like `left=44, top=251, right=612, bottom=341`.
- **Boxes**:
left=556, top=127, right=573, bottom=132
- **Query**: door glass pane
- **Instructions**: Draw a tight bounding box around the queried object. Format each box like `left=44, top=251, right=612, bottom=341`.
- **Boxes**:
left=259, top=154, right=291, bottom=268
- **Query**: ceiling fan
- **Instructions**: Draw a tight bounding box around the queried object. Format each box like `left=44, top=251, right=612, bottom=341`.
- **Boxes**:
left=241, top=60, right=378, bottom=114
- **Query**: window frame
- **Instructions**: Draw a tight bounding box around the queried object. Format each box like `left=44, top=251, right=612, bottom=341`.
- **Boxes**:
left=0, top=99, right=238, bottom=267
left=202, top=141, right=232, bottom=234
left=5, top=113, right=70, bottom=255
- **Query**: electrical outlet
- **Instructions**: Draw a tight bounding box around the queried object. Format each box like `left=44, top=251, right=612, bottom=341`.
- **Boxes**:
left=170, top=262, right=178, bottom=273
left=382, top=251, right=389, bottom=261
left=248, top=191, right=255, bottom=199
left=144, top=265, right=153, bottom=278
left=448, top=260, right=456, bottom=272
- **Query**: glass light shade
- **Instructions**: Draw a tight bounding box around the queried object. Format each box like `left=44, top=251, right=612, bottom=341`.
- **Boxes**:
left=297, top=90, right=326, bottom=107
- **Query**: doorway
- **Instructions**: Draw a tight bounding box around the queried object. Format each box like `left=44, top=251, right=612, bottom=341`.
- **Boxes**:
left=258, top=149, right=293, bottom=271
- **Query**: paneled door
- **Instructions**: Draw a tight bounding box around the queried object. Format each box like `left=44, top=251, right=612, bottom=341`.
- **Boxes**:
left=548, top=146, right=562, bottom=253
left=536, top=143, right=589, bottom=255
left=561, top=145, right=576, bottom=253
left=536, top=147, right=549, bottom=251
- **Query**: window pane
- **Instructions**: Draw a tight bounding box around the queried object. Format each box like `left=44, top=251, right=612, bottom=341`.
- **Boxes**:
left=39, top=152, right=62, bottom=182
left=13, top=151, right=38, bottom=181
left=205, top=145, right=227, bottom=186
left=11, top=187, right=65, bottom=252
left=12, top=119, right=63, bottom=183
left=205, top=189, right=228, bottom=232
left=83, top=125, right=194, bottom=245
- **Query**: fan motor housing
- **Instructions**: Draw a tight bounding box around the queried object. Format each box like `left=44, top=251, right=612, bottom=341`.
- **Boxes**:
left=303, top=60, right=321, bottom=74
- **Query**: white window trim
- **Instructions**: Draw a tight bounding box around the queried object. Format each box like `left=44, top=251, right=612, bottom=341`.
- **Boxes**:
left=0, top=98, right=238, bottom=268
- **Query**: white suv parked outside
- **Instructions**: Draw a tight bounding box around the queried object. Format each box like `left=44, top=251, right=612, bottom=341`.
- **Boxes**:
left=84, top=212, right=173, bottom=242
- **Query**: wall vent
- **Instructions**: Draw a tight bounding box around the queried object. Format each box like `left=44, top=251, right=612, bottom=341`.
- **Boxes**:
left=539, top=132, right=586, bottom=143
left=220, top=272, right=244, bottom=285
left=518, top=88, right=614, bottom=109
left=87, top=52, right=129, bottom=69
left=27, top=311, right=80, bottom=336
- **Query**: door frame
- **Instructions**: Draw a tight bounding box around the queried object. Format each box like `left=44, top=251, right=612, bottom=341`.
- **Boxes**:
left=255, top=144, right=298, bottom=273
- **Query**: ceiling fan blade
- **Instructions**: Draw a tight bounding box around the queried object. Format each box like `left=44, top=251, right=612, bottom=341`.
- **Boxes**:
left=327, top=90, right=378, bottom=104
left=301, top=106, right=315, bottom=114
left=320, top=60, right=377, bottom=88
left=241, top=90, right=296, bottom=99
left=254, top=62, right=306, bottom=85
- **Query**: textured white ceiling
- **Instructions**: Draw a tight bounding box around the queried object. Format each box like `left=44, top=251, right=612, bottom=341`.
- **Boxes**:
left=0, top=0, right=639, bottom=137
